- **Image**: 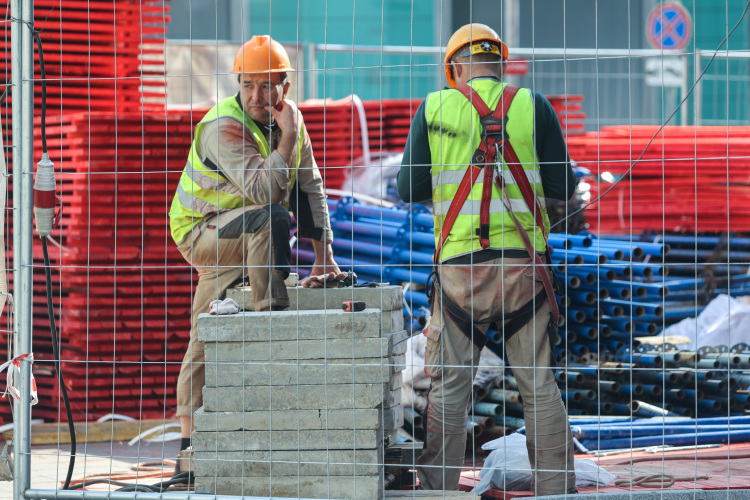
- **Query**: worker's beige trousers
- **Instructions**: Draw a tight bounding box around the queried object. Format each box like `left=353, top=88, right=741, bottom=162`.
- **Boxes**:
left=418, top=256, right=576, bottom=495
left=175, top=204, right=291, bottom=417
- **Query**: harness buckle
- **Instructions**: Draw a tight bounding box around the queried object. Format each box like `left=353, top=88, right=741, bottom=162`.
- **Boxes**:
left=480, top=115, right=508, bottom=144
left=471, top=149, right=486, bottom=165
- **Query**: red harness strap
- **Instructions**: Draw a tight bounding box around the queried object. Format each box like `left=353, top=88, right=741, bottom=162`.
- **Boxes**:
left=434, top=84, right=559, bottom=324
left=433, top=84, right=519, bottom=262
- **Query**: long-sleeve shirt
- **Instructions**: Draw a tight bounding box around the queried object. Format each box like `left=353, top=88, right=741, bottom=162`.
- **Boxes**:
left=398, top=77, right=576, bottom=204
left=197, top=94, right=333, bottom=242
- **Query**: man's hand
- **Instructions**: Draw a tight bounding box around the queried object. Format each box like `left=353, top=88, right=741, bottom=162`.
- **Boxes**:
left=270, top=99, right=299, bottom=137
left=302, top=240, right=347, bottom=288
left=270, top=100, right=299, bottom=168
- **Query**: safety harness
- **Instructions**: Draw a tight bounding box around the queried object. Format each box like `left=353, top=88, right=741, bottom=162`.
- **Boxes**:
left=430, top=84, right=559, bottom=348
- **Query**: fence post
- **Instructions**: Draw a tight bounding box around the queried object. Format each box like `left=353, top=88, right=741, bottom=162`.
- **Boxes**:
left=11, top=0, right=35, bottom=498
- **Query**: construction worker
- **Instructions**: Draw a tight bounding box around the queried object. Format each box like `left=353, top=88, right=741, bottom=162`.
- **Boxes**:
left=397, top=24, right=577, bottom=494
left=169, top=35, right=344, bottom=468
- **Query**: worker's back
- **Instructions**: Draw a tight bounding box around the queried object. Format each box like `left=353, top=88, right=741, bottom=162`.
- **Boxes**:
left=424, top=78, right=550, bottom=261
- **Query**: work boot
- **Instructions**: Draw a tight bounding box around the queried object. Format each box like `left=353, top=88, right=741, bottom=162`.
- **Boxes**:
left=172, top=446, right=194, bottom=482
left=268, top=270, right=290, bottom=310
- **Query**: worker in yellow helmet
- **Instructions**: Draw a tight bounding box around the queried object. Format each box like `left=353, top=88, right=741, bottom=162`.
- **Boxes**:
left=398, top=24, right=577, bottom=494
left=169, top=35, right=344, bottom=471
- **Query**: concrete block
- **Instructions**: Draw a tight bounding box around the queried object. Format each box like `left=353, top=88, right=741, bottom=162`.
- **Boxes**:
left=203, top=383, right=398, bottom=412
left=390, top=372, right=403, bottom=391
left=195, top=473, right=383, bottom=499
left=391, top=353, right=406, bottom=373
left=198, top=308, right=383, bottom=343
left=227, top=284, right=403, bottom=312
left=204, top=330, right=408, bottom=362
left=193, top=407, right=383, bottom=431
left=205, top=357, right=400, bottom=388
left=192, top=428, right=383, bottom=452
left=383, top=405, right=404, bottom=431
left=193, top=448, right=382, bottom=476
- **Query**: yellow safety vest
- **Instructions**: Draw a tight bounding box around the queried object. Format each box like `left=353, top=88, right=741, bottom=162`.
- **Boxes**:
left=169, top=96, right=302, bottom=244
left=426, top=79, right=549, bottom=262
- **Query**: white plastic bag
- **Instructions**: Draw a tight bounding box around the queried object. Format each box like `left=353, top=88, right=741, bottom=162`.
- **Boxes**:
left=473, top=433, right=614, bottom=494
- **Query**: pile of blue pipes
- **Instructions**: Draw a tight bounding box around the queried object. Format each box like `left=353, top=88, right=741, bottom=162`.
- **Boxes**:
left=571, top=415, right=750, bottom=451
left=293, top=198, right=750, bottom=423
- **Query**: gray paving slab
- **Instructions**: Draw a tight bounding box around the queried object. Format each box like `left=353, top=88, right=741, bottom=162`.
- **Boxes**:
left=202, top=383, right=401, bottom=411
left=205, top=356, right=404, bottom=387
left=193, top=448, right=382, bottom=476
left=193, top=407, right=383, bottom=431
left=203, top=330, right=408, bottom=362
left=194, top=473, right=383, bottom=499
left=193, top=405, right=402, bottom=433
left=192, top=428, right=383, bottom=452
left=198, top=308, right=385, bottom=342
left=227, top=284, right=403, bottom=312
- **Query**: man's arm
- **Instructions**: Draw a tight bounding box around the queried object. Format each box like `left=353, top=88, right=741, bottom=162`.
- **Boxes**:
left=398, top=100, right=433, bottom=203
left=200, top=117, right=291, bottom=205
left=532, top=91, right=576, bottom=201
left=292, top=116, right=343, bottom=281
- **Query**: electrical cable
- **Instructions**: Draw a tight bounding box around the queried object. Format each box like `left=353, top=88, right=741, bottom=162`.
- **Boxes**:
left=551, top=0, right=750, bottom=230
left=31, top=26, right=77, bottom=490
left=69, top=471, right=194, bottom=492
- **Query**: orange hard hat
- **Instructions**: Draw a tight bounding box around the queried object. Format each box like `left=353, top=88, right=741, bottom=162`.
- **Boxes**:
left=444, top=23, right=508, bottom=88
left=231, top=35, right=293, bottom=74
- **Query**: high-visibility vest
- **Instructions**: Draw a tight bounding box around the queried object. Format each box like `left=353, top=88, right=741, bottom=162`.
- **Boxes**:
left=169, top=96, right=301, bottom=244
left=426, top=79, right=549, bottom=262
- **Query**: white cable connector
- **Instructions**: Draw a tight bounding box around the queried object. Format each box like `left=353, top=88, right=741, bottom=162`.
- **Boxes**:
left=33, top=152, right=56, bottom=238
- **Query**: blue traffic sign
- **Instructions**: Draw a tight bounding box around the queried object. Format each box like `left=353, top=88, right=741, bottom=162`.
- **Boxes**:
left=647, top=2, right=692, bottom=51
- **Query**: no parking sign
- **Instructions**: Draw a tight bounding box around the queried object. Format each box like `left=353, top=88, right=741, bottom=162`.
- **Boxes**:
left=647, top=2, right=692, bottom=51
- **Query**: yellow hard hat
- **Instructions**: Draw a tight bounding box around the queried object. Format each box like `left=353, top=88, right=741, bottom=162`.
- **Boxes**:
left=231, top=35, right=293, bottom=74
left=444, top=23, right=508, bottom=88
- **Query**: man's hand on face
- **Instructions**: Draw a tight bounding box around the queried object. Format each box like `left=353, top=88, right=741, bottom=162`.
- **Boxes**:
left=270, top=99, right=299, bottom=136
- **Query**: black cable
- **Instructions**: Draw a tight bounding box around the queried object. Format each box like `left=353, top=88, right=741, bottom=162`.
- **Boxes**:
left=32, top=29, right=46, bottom=154
left=69, top=471, right=194, bottom=492
left=41, top=237, right=76, bottom=490
left=551, top=0, right=750, bottom=230
left=32, top=27, right=75, bottom=490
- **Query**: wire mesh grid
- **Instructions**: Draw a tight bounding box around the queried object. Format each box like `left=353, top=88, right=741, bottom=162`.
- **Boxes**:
left=3, top=1, right=750, bottom=499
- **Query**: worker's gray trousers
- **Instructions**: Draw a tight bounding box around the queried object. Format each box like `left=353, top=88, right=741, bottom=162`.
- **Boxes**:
left=175, top=204, right=291, bottom=417
left=417, top=256, right=576, bottom=495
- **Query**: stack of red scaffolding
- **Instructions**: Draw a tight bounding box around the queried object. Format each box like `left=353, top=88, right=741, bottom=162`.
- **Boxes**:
left=297, top=98, right=422, bottom=189
left=0, top=0, right=172, bottom=422
left=566, top=125, right=750, bottom=234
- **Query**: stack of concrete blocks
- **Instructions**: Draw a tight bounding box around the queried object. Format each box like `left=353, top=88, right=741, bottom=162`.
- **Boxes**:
left=192, top=285, right=406, bottom=499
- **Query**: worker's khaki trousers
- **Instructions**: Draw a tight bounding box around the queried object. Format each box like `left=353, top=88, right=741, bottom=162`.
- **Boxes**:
left=418, top=256, right=576, bottom=495
left=175, top=204, right=291, bottom=417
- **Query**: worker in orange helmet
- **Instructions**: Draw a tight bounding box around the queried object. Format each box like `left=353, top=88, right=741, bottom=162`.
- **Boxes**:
left=168, top=35, right=345, bottom=472
left=398, top=24, right=577, bottom=494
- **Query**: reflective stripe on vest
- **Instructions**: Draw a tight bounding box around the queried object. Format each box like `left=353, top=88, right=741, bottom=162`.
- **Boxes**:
left=169, top=96, right=302, bottom=243
left=426, top=80, right=549, bottom=261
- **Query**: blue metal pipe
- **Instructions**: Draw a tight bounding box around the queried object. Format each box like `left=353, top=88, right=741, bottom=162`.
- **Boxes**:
left=574, top=424, right=750, bottom=441
left=332, top=239, right=392, bottom=259
left=333, top=220, right=400, bottom=240
left=402, top=230, right=435, bottom=247
left=548, top=233, right=592, bottom=249
left=396, top=249, right=433, bottom=265
left=550, top=253, right=597, bottom=265
left=555, top=267, right=597, bottom=284
left=403, top=289, right=429, bottom=309
left=598, top=317, right=634, bottom=333
left=565, top=290, right=598, bottom=305
left=567, top=306, right=602, bottom=323
left=387, top=267, right=431, bottom=286
left=579, top=322, right=613, bottom=337
left=340, top=202, right=407, bottom=224
left=598, top=301, right=629, bottom=318
left=589, top=240, right=643, bottom=260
